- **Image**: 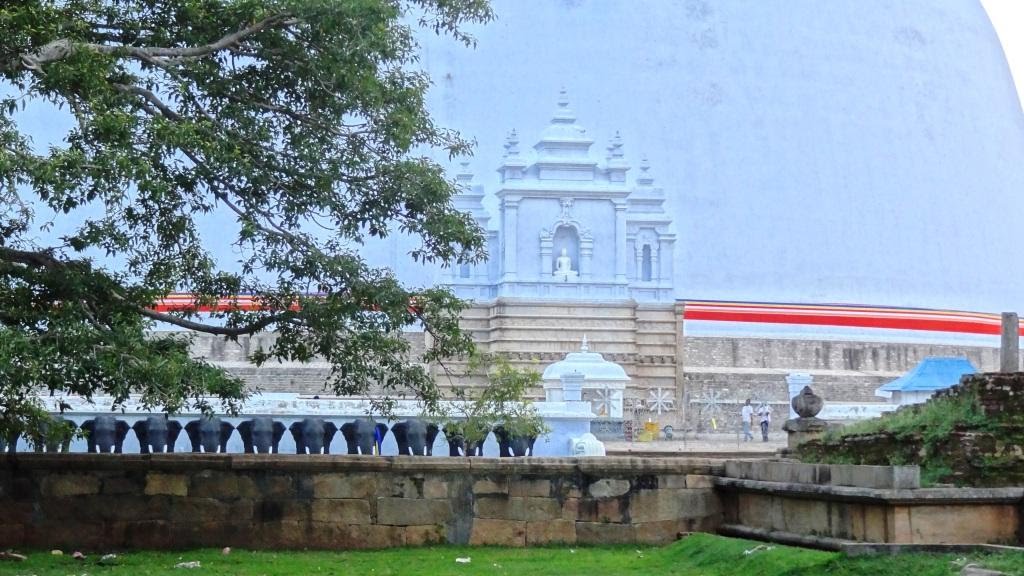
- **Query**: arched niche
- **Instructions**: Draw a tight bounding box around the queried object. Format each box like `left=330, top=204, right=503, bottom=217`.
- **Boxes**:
left=552, top=225, right=580, bottom=274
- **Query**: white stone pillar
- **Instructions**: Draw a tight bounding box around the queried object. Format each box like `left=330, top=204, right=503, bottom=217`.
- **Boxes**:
left=580, top=236, right=594, bottom=280
left=785, top=373, right=813, bottom=419
left=540, top=234, right=553, bottom=277
left=561, top=372, right=584, bottom=402
left=614, top=203, right=627, bottom=282
left=502, top=197, right=519, bottom=282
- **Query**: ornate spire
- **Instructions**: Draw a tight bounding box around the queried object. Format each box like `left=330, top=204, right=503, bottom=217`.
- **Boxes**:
left=607, top=131, right=625, bottom=161
left=455, top=160, right=473, bottom=185
left=637, top=155, right=655, bottom=186
left=503, top=129, right=520, bottom=157
left=552, top=87, right=576, bottom=124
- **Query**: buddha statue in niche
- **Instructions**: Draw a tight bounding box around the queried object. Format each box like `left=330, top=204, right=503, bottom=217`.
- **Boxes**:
left=554, top=248, right=578, bottom=279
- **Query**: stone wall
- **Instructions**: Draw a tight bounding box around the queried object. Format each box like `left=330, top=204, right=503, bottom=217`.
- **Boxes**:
left=178, top=304, right=1010, bottom=430
left=715, top=460, right=1023, bottom=546
left=0, top=454, right=722, bottom=550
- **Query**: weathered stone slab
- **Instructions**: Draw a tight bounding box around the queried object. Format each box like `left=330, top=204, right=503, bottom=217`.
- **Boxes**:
left=526, top=520, right=576, bottom=545
left=377, top=497, right=451, bottom=526
left=475, top=495, right=524, bottom=520
left=313, top=473, right=377, bottom=499
left=575, top=522, right=634, bottom=545
left=588, top=478, right=630, bottom=498
left=43, top=474, right=100, bottom=497
left=468, top=518, right=526, bottom=546
left=473, top=478, right=509, bottom=495
left=144, top=473, right=188, bottom=497
left=312, top=499, right=371, bottom=524
left=405, top=524, right=447, bottom=546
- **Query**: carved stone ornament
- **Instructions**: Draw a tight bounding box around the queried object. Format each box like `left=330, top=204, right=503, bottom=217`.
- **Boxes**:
left=791, top=385, right=824, bottom=418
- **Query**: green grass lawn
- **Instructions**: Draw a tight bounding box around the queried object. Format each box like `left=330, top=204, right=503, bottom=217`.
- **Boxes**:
left=2, top=533, right=1023, bottom=576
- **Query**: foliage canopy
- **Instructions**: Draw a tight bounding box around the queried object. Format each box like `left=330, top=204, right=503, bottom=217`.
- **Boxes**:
left=0, top=0, right=492, bottom=439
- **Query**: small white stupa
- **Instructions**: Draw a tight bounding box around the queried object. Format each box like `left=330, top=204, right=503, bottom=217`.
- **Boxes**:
left=542, top=336, right=629, bottom=418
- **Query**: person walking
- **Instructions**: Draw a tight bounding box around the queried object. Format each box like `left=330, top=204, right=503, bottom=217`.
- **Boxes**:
left=740, top=399, right=754, bottom=441
left=757, top=402, right=772, bottom=442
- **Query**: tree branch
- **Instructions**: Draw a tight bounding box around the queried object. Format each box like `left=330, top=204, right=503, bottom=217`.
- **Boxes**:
left=0, top=246, right=294, bottom=337
left=19, top=13, right=296, bottom=71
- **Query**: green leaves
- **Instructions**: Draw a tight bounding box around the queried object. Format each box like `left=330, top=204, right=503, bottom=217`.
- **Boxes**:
left=0, top=0, right=494, bottom=438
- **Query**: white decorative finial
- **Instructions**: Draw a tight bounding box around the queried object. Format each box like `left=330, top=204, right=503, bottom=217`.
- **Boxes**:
left=455, top=160, right=473, bottom=184
left=581, top=335, right=589, bottom=352
left=553, top=88, right=576, bottom=123
left=637, top=155, right=654, bottom=186
left=607, top=131, right=624, bottom=160
left=504, top=129, right=520, bottom=156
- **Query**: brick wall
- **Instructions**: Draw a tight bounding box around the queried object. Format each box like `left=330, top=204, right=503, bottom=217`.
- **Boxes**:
left=0, top=454, right=722, bottom=550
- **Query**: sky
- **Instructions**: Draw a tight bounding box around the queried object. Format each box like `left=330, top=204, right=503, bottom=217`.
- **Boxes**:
left=982, top=0, right=1024, bottom=107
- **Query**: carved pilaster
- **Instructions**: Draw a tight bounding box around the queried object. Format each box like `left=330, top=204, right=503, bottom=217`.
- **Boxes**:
left=614, top=202, right=627, bottom=282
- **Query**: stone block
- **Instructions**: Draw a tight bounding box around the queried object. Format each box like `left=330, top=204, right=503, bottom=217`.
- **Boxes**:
left=191, top=470, right=260, bottom=499
left=377, top=497, right=451, bottom=526
left=685, top=475, right=716, bottom=489
left=473, top=478, right=509, bottom=495
left=780, top=497, right=829, bottom=536
left=469, top=518, right=526, bottom=546
left=629, top=490, right=679, bottom=522
left=43, top=474, right=100, bottom=497
left=312, top=499, right=371, bottom=524
left=658, top=475, right=688, bottom=489
left=170, top=497, right=253, bottom=524
left=588, top=478, right=630, bottom=499
left=575, top=522, right=635, bottom=545
left=423, top=479, right=448, bottom=499
left=634, top=519, right=686, bottom=544
left=101, top=475, right=142, bottom=495
left=561, top=498, right=579, bottom=521
left=525, top=520, right=576, bottom=545
left=314, top=474, right=378, bottom=499
left=524, top=497, right=563, bottom=521
left=475, top=495, right=525, bottom=520
left=511, top=479, right=552, bottom=497
left=145, top=473, right=188, bottom=497
left=405, top=524, right=448, bottom=546
left=256, top=475, right=296, bottom=498
left=256, top=499, right=311, bottom=524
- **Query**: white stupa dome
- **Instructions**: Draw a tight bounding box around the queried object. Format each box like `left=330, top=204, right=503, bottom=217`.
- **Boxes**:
left=378, top=0, right=1024, bottom=314
left=541, top=337, right=630, bottom=383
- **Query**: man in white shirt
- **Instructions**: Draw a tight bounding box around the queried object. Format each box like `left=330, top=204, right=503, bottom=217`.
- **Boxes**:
left=740, top=399, right=754, bottom=441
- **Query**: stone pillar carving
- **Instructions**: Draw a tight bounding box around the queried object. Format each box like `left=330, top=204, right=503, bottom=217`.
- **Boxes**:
left=614, top=202, right=627, bottom=282
left=634, top=244, right=643, bottom=281
left=580, top=233, right=594, bottom=280
left=502, top=197, right=519, bottom=282
left=650, top=245, right=660, bottom=282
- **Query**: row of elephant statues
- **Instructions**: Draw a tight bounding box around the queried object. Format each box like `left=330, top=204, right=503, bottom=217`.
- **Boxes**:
left=0, top=416, right=538, bottom=457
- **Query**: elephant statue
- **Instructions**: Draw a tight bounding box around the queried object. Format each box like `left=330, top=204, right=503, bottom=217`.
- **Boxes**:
left=132, top=416, right=183, bottom=453
left=238, top=418, right=286, bottom=454
left=289, top=418, right=338, bottom=454
left=494, top=425, right=536, bottom=457
left=339, top=418, right=388, bottom=455
left=185, top=417, right=234, bottom=453
left=80, top=416, right=131, bottom=453
left=444, top=424, right=486, bottom=457
left=30, top=416, right=73, bottom=453
left=391, top=419, right=439, bottom=456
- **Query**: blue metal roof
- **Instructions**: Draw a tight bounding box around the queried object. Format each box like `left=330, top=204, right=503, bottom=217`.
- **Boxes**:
left=877, top=357, right=977, bottom=393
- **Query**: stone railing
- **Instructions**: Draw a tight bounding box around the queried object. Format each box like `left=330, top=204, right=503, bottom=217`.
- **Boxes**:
left=715, top=460, right=1023, bottom=548
left=0, top=454, right=722, bottom=550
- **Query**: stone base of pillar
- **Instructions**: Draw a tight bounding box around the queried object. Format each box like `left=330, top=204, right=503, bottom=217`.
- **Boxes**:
left=781, top=417, right=830, bottom=452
